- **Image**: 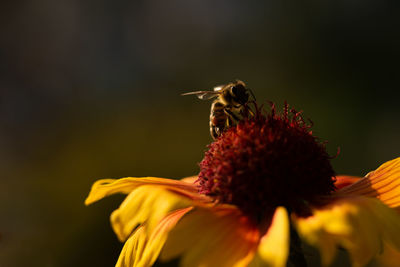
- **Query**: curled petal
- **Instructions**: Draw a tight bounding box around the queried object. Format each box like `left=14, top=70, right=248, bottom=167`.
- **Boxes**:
left=249, top=207, right=290, bottom=267
left=160, top=206, right=259, bottom=267
left=86, top=177, right=216, bottom=245
left=117, top=207, right=193, bottom=267
left=85, top=177, right=205, bottom=206
left=337, top=157, right=400, bottom=209
left=111, top=185, right=191, bottom=241
left=293, top=196, right=400, bottom=267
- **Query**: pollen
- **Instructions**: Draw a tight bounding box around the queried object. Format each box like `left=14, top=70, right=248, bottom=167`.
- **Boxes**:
left=197, top=103, right=336, bottom=222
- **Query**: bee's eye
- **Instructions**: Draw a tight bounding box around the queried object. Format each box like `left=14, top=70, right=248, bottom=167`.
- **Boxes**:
left=231, top=85, right=240, bottom=96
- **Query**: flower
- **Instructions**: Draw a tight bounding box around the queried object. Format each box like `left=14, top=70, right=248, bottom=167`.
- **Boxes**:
left=85, top=103, right=400, bottom=267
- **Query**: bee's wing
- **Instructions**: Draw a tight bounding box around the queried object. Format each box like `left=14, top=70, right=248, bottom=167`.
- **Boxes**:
left=181, top=91, right=221, bottom=100
left=213, top=85, right=224, bottom=92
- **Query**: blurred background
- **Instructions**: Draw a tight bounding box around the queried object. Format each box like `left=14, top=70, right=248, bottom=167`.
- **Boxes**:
left=1, top=0, right=399, bottom=266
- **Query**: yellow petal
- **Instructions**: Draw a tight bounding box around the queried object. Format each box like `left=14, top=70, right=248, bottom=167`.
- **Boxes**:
left=111, top=185, right=191, bottom=241
left=140, top=207, right=193, bottom=267
left=293, top=196, right=400, bottom=267
left=249, top=207, right=290, bottom=267
left=116, top=226, right=147, bottom=267
left=160, top=206, right=259, bottom=267
left=337, top=157, right=400, bottom=209
left=85, top=177, right=200, bottom=206
left=117, top=207, right=193, bottom=267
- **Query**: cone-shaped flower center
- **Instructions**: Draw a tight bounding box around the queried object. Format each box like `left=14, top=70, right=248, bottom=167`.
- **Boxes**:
left=197, top=103, right=336, bottom=222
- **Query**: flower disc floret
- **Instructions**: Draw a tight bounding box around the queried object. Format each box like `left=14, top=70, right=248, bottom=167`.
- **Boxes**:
left=197, top=103, right=336, bottom=221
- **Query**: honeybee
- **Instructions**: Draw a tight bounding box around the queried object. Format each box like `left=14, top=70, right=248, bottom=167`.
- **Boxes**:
left=182, top=80, right=254, bottom=139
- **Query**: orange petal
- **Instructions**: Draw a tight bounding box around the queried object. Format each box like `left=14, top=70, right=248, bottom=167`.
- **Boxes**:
left=117, top=207, right=193, bottom=267
left=180, top=176, right=198, bottom=184
left=335, top=176, right=362, bottom=190
left=293, top=196, right=400, bottom=267
left=372, top=243, right=400, bottom=267
left=85, top=177, right=206, bottom=206
left=336, top=157, right=400, bottom=209
left=160, top=206, right=259, bottom=267
left=111, top=185, right=192, bottom=241
left=249, top=207, right=290, bottom=267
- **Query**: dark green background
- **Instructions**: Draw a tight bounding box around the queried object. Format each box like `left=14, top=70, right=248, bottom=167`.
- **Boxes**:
left=1, top=1, right=399, bottom=266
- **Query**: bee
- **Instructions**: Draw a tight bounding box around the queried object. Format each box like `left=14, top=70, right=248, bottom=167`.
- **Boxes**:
left=182, top=80, right=254, bottom=139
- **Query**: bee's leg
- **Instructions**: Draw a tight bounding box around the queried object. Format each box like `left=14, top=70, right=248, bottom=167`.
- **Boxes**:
left=226, top=116, right=234, bottom=128
left=210, top=125, right=219, bottom=140
left=224, top=108, right=241, bottom=122
left=247, top=108, right=255, bottom=117
left=236, top=105, right=255, bottom=118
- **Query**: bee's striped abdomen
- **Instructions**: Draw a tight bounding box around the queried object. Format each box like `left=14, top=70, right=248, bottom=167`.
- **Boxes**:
left=210, top=101, right=228, bottom=139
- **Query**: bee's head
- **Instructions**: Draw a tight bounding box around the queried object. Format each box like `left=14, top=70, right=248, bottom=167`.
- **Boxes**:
left=230, top=81, right=249, bottom=105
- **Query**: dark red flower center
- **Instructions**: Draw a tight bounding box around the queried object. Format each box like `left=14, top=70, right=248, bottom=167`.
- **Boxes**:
left=197, top=103, right=336, bottom=222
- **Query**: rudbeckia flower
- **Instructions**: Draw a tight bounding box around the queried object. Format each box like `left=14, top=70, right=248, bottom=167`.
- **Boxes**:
left=85, top=103, right=400, bottom=267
